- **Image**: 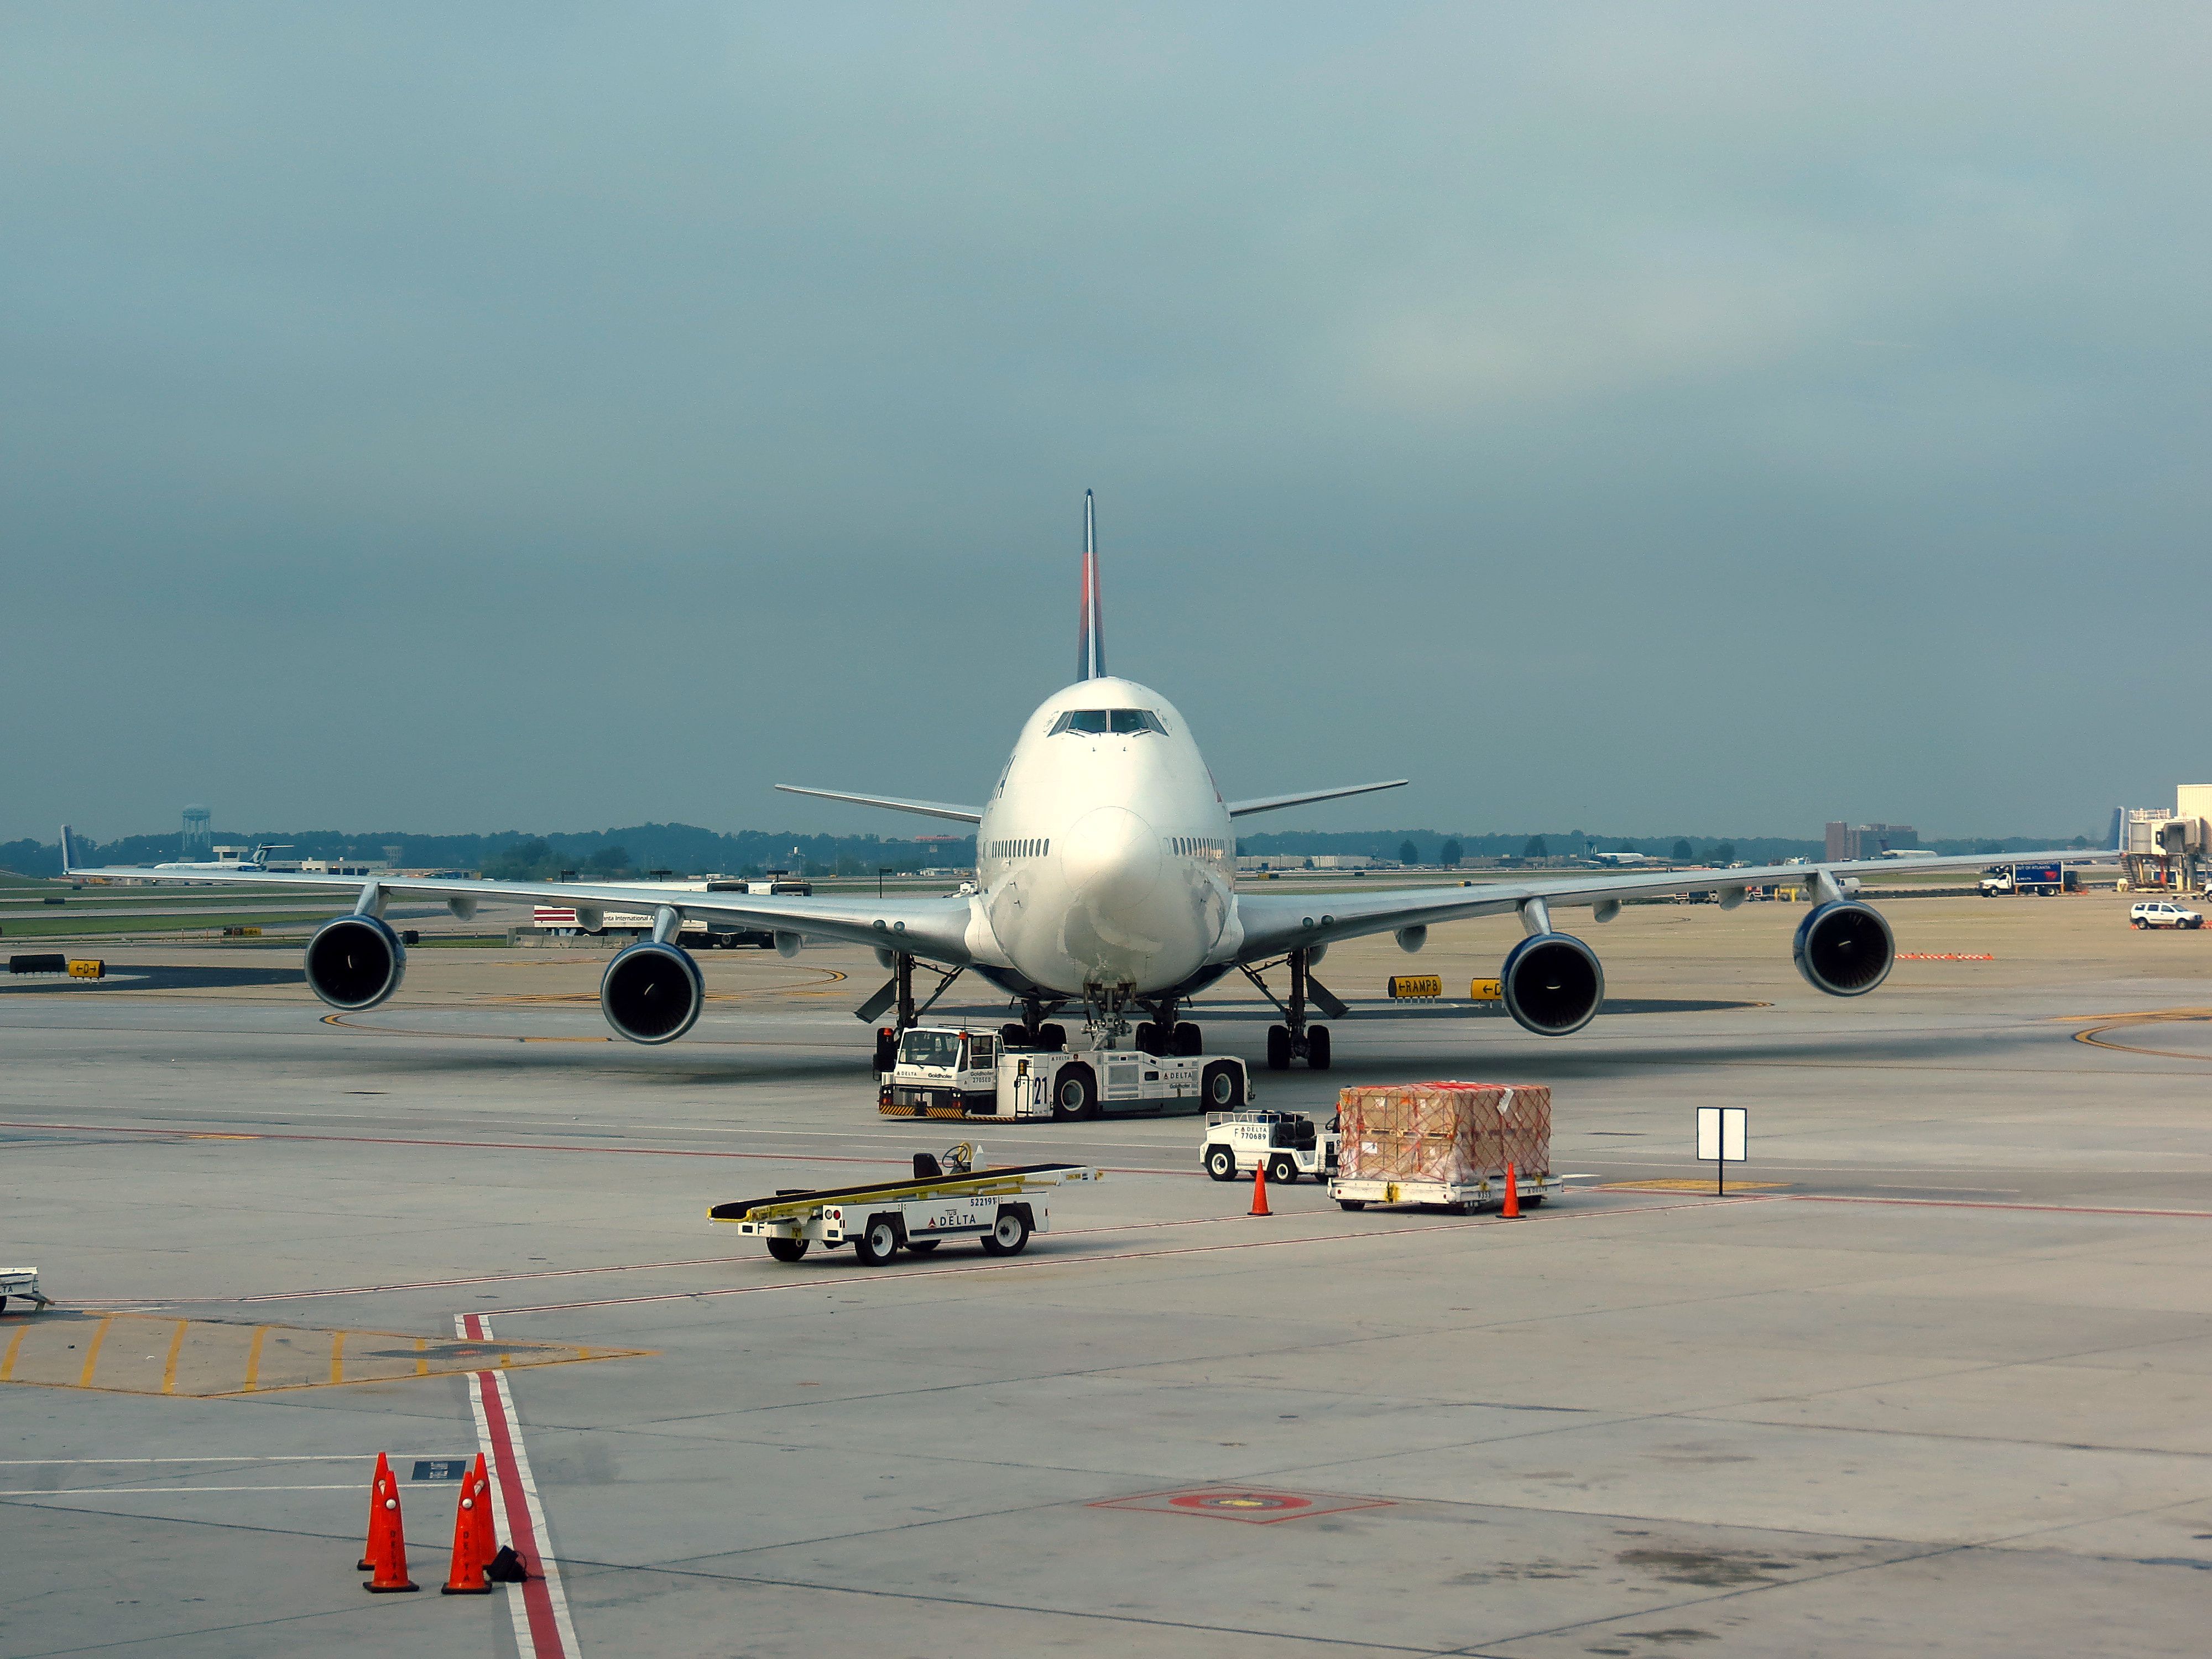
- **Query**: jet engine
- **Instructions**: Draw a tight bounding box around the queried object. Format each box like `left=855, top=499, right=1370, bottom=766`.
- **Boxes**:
left=601, top=940, right=705, bottom=1044
left=1793, top=900, right=1894, bottom=997
left=304, top=915, right=407, bottom=1011
left=1500, top=932, right=1604, bottom=1036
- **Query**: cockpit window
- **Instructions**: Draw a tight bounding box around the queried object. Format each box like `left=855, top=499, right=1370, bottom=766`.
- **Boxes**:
left=1050, top=708, right=1166, bottom=736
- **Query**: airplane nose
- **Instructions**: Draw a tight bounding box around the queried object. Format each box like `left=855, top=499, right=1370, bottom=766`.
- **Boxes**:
left=1057, top=806, right=1161, bottom=909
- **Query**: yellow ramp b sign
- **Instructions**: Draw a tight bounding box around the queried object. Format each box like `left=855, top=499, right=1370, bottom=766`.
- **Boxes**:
left=1387, top=975, right=1442, bottom=999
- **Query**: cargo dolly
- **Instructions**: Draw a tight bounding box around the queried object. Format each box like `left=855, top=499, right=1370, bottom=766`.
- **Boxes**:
left=709, top=1144, right=1102, bottom=1266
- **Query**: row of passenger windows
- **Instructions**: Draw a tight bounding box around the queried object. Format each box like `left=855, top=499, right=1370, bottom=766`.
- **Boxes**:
left=1170, top=837, right=1224, bottom=856
left=987, top=838, right=1049, bottom=860
left=1048, top=708, right=1167, bottom=736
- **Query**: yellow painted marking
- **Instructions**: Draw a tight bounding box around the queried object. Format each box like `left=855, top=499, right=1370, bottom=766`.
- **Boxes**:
left=1599, top=1178, right=1791, bottom=1192
left=2068, top=1008, right=2212, bottom=1063
left=0, top=1313, right=649, bottom=1397
left=161, top=1321, right=188, bottom=1395
left=76, top=1318, right=114, bottom=1388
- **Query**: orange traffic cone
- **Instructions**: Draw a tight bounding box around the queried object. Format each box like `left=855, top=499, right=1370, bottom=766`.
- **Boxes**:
left=356, top=1452, right=394, bottom=1570
left=440, top=1459, right=494, bottom=1594
left=1501, top=1161, right=1521, bottom=1219
left=468, top=1453, right=498, bottom=1575
left=1250, top=1153, right=1271, bottom=1217
left=362, top=1457, right=419, bottom=1593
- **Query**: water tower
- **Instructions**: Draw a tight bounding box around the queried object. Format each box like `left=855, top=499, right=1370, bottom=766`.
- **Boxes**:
left=181, top=804, right=212, bottom=861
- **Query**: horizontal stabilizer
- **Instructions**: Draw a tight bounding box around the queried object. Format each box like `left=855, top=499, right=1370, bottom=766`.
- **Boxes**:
left=773, top=785, right=982, bottom=826
left=1224, top=780, right=1408, bottom=819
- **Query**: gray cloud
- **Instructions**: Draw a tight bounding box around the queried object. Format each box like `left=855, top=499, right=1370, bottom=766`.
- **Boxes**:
left=6, top=4, right=2206, bottom=845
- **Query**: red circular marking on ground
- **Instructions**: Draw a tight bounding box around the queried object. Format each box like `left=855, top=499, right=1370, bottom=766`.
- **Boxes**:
left=1169, top=1491, right=1312, bottom=1512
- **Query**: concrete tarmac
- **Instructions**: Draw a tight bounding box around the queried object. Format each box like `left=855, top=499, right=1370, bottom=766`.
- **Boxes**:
left=3, top=891, right=2210, bottom=1657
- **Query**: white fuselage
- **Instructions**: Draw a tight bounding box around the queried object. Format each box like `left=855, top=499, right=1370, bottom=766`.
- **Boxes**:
left=972, top=677, right=1238, bottom=999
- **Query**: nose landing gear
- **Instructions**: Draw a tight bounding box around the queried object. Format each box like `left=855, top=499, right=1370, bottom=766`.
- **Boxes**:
left=1243, top=948, right=1343, bottom=1070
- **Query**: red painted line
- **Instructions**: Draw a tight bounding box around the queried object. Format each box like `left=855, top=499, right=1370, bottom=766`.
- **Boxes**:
left=1786, top=1193, right=2212, bottom=1219
left=71, top=1219, right=1239, bottom=1310
left=483, top=1194, right=1752, bottom=1317
left=0, top=1118, right=1201, bottom=1178
left=463, top=1314, right=575, bottom=1658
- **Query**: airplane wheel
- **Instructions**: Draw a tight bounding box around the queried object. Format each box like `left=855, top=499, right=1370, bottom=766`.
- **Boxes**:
left=766, top=1238, right=809, bottom=1263
left=1173, top=1021, right=1202, bottom=1056
left=1039, top=1023, right=1067, bottom=1050
left=1266, top=1025, right=1291, bottom=1071
left=1133, top=1021, right=1162, bottom=1055
left=1052, top=1065, right=1098, bottom=1121
left=1000, top=1022, right=1031, bottom=1048
left=1307, top=1025, right=1332, bottom=1071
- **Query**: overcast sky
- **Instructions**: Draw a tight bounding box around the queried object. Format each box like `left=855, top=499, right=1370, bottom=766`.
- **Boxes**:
left=6, top=4, right=2206, bottom=847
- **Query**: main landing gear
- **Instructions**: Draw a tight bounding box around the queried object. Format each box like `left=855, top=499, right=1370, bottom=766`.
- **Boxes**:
left=1134, top=995, right=1202, bottom=1057
left=999, top=998, right=1069, bottom=1052
left=1241, top=948, right=1342, bottom=1071
left=865, top=952, right=967, bottom=1071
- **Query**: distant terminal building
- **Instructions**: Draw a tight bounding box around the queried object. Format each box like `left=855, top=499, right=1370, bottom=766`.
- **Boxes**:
left=1235, top=854, right=1373, bottom=873
left=1825, top=822, right=1918, bottom=862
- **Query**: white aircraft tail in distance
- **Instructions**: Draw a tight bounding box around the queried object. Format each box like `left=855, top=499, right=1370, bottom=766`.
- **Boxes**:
left=58, top=494, right=2115, bottom=1074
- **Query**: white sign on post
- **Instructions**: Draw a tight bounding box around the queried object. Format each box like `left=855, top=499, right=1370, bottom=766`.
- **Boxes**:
left=1695, top=1105, right=1747, bottom=1194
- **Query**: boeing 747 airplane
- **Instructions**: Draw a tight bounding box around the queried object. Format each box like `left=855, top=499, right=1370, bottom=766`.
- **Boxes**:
left=62, top=494, right=2103, bottom=1088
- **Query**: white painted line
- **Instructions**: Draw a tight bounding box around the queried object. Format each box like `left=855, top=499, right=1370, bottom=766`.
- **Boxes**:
left=0, top=1484, right=362, bottom=1494
left=0, top=1455, right=378, bottom=1464
left=461, top=1312, right=580, bottom=1659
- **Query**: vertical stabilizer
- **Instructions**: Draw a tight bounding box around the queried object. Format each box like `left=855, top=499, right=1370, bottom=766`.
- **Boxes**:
left=1077, top=490, right=1105, bottom=681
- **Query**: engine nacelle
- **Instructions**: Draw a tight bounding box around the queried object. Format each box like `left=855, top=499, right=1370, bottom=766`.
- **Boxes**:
left=601, top=940, right=705, bottom=1044
left=304, top=915, right=406, bottom=1010
left=1793, top=900, right=1894, bottom=997
left=1501, top=932, right=1605, bottom=1036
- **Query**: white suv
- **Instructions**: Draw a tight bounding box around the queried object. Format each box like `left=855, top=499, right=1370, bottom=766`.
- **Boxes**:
left=2130, top=900, right=2203, bottom=930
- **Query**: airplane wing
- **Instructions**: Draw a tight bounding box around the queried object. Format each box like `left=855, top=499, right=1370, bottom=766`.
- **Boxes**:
left=1225, top=781, right=1407, bottom=818
left=1232, top=846, right=2111, bottom=959
left=58, top=828, right=975, bottom=962
left=771, top=785, right=982, bottom=825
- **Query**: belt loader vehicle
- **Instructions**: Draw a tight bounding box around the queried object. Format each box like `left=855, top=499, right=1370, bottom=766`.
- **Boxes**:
left=710, top=1143, right=1102, bottom=1266
left=879, top=1024, right=1251, bottom=1121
